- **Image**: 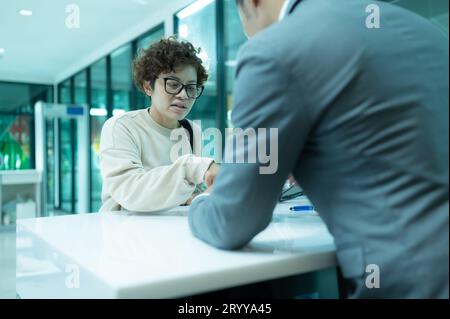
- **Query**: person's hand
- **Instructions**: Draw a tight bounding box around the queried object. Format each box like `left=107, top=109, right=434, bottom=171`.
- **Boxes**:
left=182, top=194, right=196, bottom=206
left=181, top=185, right=213, bottom=206
left=204, top=162, right=220, bottom=187
left=203, top=185, right=213, bottom=194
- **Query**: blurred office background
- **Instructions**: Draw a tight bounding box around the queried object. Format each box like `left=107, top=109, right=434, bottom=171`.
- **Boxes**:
left=0, top=0, right=448, bottom=298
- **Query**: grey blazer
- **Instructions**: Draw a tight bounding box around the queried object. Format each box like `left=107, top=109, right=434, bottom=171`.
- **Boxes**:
left=189, top=0, right=449, bottom=298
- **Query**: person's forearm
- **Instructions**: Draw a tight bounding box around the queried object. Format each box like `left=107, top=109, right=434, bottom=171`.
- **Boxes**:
left=188, top=164, right=277, bottom=250
left=102, top=154, right=210, bottom=212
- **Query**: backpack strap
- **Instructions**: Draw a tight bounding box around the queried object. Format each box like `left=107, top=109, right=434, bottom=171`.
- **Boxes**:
left=179, top=119, right=193, bottom=152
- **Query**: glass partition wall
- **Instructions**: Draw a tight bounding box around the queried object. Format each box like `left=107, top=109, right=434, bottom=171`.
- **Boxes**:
left=55, top=24, right=164, bottom=213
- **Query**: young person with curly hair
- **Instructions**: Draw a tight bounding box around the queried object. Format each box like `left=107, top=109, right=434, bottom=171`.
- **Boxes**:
left=99, top=37, right=219, bottom=213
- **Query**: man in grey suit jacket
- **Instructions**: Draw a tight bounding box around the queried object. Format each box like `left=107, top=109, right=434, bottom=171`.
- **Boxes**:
left=188, top=0, right=449, bottom=298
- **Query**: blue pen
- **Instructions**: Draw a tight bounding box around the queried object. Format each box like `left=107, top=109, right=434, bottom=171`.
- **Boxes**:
left=289, top=205, right=315, bottom=212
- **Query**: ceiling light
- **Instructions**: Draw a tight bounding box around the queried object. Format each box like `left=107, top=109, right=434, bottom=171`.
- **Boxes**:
left=90, top=108, right=107, bottom=117
left=19, top=9, right=33, bottom=16
left=0, top=48, right=5, bottom=55
left=113, top=109, right=126, bottom=116
left=179, top=25, right=189, bottom=38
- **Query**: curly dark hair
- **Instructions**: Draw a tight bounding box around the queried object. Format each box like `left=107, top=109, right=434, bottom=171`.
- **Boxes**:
left=132, top=36, right=208, bottom=93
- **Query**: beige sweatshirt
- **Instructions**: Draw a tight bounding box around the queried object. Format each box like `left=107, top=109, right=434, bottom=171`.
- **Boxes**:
left=99, top=107, right=213, bottom=213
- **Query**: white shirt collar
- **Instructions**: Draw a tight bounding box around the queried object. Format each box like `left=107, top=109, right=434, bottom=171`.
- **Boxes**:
left=278, top=0, right=291, bottom=21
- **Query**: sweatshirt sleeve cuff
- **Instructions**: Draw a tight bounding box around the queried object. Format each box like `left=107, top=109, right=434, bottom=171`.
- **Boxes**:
left=184, top=156, right=214, bottom=184
left=191, top=193, right=211, bottom=205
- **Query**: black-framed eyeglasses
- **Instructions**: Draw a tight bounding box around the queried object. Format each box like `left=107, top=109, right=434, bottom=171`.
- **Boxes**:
left=159, top=77, right=204, bottom=99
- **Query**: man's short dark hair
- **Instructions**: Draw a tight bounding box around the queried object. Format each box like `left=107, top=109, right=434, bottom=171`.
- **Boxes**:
left=236, top=0, right=244, bottom=6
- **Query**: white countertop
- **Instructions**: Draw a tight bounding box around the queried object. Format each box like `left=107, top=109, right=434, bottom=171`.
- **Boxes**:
left=0, top=170, right=42, bottom=185
left=16, top=200, right=336, bottom=298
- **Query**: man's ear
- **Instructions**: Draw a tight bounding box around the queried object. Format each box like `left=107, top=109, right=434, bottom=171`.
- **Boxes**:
left=250, top=0, right=261, bottom=9
left=142, top=81, right=152, bottom=96
left=248, top=0, right=261, bottom=10
left=241, top=0, right=260, bottom=18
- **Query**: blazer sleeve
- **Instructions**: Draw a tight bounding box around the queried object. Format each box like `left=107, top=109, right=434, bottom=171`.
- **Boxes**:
left=188, top=39, right=313, bottom=249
